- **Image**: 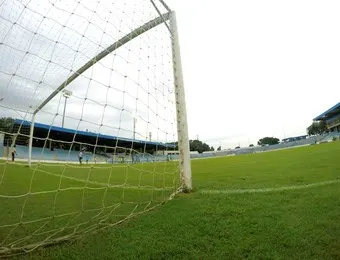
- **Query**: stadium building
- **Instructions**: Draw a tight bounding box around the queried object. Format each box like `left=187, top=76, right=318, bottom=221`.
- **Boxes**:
left=0, top=119, right=175, bottom=163
left=313, top=102, right=340, bottom=132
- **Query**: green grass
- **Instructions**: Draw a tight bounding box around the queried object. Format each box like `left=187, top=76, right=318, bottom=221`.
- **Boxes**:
left=2, top=142, right=340, bottom=259
left=0, top=161, right=179, bottom=255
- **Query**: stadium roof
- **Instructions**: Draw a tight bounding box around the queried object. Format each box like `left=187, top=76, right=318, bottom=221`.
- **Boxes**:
left=14, top=119, right=175, bottom=148
left=313, top=102, right=340, bottom=121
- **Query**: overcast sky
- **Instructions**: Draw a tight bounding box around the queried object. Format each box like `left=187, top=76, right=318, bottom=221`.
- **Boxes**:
left=171, top=0, right=340, bottom=148
left=1, top=0, right=340, bottom=149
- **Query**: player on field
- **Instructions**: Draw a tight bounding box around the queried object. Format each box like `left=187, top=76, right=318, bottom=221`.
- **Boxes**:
left=11, top=145, right=17, bottom=162
left=78, top=151, right=83, bottom=164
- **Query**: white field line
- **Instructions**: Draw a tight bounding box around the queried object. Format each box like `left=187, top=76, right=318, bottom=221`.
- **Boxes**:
left=200, top=179, right=340, bottom=194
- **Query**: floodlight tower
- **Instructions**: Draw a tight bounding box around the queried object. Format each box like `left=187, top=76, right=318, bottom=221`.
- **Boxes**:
left=62, top=90, right=72, bottom=128
left=133, top=117, right=137, bottom=140
left=132, top=112, right=139, bottom=141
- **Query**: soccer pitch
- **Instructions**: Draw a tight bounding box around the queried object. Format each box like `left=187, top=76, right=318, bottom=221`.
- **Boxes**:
left=2, top=142, right=340, bottom=259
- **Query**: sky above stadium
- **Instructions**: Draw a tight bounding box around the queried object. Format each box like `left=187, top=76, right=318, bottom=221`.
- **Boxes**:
left=1, top=0, right=340, bottom=149
left=170, top=0, right=340, bottom=148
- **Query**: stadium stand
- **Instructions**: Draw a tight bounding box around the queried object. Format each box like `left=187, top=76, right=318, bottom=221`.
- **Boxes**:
left=282, top=135, right=308, bottom=143
left=2, top=113, right=339, bottom=162
left=6, top=145, right=114, bottom=163
left=0, top=119, right=176, bottom=163
left=190, top=131, right=339, bottom=160
left=314, top=102, right=340, bottom=132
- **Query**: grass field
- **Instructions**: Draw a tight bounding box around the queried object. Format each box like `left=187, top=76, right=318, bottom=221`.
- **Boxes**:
left=0, top=158, right=180, bottom=256
left=1, top=142, right=340, bottom=259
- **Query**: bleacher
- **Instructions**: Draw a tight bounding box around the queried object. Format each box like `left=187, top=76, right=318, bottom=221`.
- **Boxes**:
left=6, top=145, right=107, bottom=163
left=54, top=149, right=81, bottom=162
left=31, top=147, right=58, bottom=161
left=4, top=145, right=170, bottom=164
left=108, top=153, right=173, bottom=164
left=3, top=132, right=339, bottom=163
left=321, top=131, right=340, bottom=141
left=190, top=132, right=340, bottom=160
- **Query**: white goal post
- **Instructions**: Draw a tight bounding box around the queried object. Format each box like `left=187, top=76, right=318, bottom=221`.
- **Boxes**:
left=169, top=11, right=192, bottom=191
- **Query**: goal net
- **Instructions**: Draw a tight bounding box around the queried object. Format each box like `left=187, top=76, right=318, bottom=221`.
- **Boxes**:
left=0, top=0, right=191, bottom=256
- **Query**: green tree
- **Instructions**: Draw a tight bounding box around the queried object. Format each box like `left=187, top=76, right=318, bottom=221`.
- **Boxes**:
left=166, top=139, right=212, bottom=154
left=217, top=146, right=221, bottom=151
left=257, top=137, right=280, bottom=146
left=307, top=121, right=327, bottom=135
left=0, top=117, right=15, bottom=133
left=0, top=117, right=15, bottom=146
left=189, top=139, right=211, bottom=153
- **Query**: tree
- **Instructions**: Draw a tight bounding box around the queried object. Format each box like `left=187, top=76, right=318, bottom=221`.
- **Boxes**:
left=0, top=117, right=15, bottom=145
left=307, top=121, right=327, bottom=136
left=0, top=117, right=15, bottom=146
left=257, top=137, right=280, bottom=146
left=189, top=139, right=212, bottom=153
left=165, top=142, right=179, bottom=150
left=0, top=117, right=15, bottom=133
left=167, top=139, right=213, bottom=154
left=210, top=146, right=215, bottom=151
left=249, top=144, right=254, bottom=147
left=217, top=146, right=221, bottom=151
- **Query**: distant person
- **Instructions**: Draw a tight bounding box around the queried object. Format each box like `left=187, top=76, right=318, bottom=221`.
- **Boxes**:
left=78, top=151, right=83, bottom=164
left=11, top=145, right=17, bottom=162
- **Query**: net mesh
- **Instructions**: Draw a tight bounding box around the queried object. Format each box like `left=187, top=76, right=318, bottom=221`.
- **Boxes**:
left=0, top=0, right=180, bottom=256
